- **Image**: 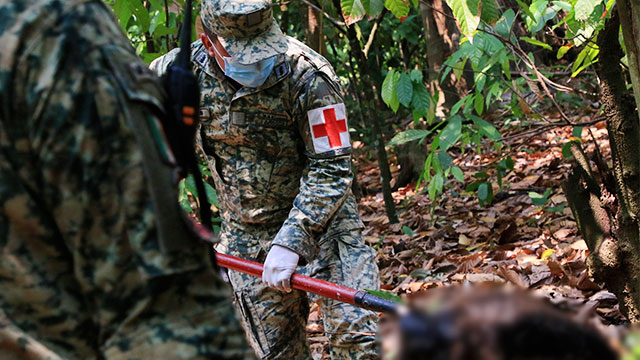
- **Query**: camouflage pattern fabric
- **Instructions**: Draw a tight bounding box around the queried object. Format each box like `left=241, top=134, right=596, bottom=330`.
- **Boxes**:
left=226, top=229, right=379, bottom=360
left=151, top=34, right=380, bottom=359
left=200, top=0, right=288, bottom=64
left=0, top=0, right=252, bottom=359
left=0, top=309, right=64, bottom=360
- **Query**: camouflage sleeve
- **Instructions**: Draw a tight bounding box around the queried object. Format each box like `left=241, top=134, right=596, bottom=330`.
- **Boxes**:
left=271, top=71, right=354, bottom=262
left=3, top=2, right=249, bottom=358
left=149, top=48, right=180, bottom=76
left=19, top=4, right=209, bottom=281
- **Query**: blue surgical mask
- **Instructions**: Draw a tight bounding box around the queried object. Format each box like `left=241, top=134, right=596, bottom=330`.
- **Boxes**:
left=211, top=39, right=277, bottom=88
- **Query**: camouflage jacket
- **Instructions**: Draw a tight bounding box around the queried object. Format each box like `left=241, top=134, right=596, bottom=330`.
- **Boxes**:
left=151, top=37, right=363, bottom=262
left=0, top=1, right=249, bottom=358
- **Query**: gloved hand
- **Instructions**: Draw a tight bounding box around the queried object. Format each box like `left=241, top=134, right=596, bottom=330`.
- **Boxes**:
left=262, top=245, right=300, bottom=293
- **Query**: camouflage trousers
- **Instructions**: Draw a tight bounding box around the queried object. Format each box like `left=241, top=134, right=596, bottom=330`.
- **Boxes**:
left=224, top=230, right=380, bottom=360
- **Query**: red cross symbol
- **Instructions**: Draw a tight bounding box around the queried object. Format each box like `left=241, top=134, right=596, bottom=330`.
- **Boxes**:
left=312, top=108, right=347, bottom=148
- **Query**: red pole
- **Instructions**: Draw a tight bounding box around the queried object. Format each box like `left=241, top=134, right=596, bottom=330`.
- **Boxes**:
left=216, top=253, right=359, bottom=305
left=215, top=253, right=397, bottom=313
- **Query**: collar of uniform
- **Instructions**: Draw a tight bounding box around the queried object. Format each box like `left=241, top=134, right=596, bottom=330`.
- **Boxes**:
left=192, top=44, right=291, bottom=98
left=192, top=42, right=226, bottom=81
left=231, top=54, right=290, bottom=100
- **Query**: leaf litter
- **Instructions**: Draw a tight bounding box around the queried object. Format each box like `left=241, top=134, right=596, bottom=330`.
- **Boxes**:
left=305, top=111, right=628, bottom=358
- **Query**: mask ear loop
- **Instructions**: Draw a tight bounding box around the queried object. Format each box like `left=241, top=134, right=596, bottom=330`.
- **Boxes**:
left=207, top=35, right=223, bottom=58
left=207, top=34, right=228, bottom=71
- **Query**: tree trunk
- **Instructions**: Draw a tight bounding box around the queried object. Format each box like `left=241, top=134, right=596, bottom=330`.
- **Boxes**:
left=348, top=25, right=398, bottom=223
left=564, top=10, right=640, bottom=322
left=618, top=0, right=640, bottom=114
left=419, top=0, right=466, bottom=109
left=331, top=0, right=398, bottom=223
left=305, top=0, right=325, bottom=54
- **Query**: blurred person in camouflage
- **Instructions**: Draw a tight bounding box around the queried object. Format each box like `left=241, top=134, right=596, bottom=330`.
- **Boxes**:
left=380, top=287, right=618, bottom=360
left=150, top=0, right=380, bottom=359
left=0, top=0, right=252, bottom=359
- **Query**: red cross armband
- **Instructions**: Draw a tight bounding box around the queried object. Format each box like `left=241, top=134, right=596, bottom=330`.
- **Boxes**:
left=307, top=103, right=351, bottom=155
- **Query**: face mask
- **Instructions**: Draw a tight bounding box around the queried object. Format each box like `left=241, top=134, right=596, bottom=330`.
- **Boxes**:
left=210, top=38, right=277, bottom=88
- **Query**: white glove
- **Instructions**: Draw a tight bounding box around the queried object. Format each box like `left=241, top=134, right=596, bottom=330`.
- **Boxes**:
left=262, top=245, right=300, bottom=293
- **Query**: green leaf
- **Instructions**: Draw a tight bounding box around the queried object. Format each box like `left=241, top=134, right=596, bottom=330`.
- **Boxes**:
left=204, top=183, right=219, bottom=207
left=438, top=151, right=454, bottom=168
left=450, top=96, right=467, bottom=116
left=127, top=0, right=151, bottom=32
left=445, top=0, right=481, bottom=40
left=184, top=175, right=197, bottom=195
left=529, top=191, right=549, bottom=206
left=410, top=69, right=424, bottom=83
left=147, top=0, right=163, bottom=10
left=562, top=142, right=575, bottom=158
left=520, top=36, right=553, bottom=50
left=545, top=204, right=566, bottom=212
left=402, top=225, right=416, bottom=236
left=514, top=0, right=535, bottom=20
left=178, top=179, right=193, bottom=214
left=439, top=116, right=462, bottom=150
left=574, top=0, right=600, bottom=20
left=153, top=25, right=177, bottom=37
left=552, top=1, right=572, bottom=11
left=113, top=0, right=132, bottom=28
left=397, top=73, right=414, bottom=107
left=478, top=182, right=489, bottom=201
left=480, top=0, right=501, bottom=24
left=498, top=156, right=514, bottom=172
left=341, top=0, right=366, bottom=24
left=381, top=70, right=397, bottom=107
left=363, top=0, right=385, bottom=15
left=143, top=52, right=163, bottom=64
left=388, top=129, right=431, bottom=146
left=466, top=180, right=482, bottom=192
left=452, top=166, right=465, bottom=182
left=525, top=0, right=560, bottom=33
left=572, top=126, right=583, bottom=138
left=365, top=289, right=403, bottom=303
left=474, top=93, right=485, bottom=115
left=472, top=117, right=501, bottom=140
left=494, top=9, right=516, bottom=38
left=557, top=45, right=572, bottom=59
left=411, top=83, right=431, bottom=114
left=571, top=44, right=599, bottom=77
left=385, top=0, right=411, bottom=18
left=428, top=172, right=444, bottom=199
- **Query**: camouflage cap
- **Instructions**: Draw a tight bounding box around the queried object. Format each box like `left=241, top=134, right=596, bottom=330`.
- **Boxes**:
left=201, top=0, right=288, bottom=64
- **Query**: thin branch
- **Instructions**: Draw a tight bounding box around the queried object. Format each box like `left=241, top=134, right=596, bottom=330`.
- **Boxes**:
left=499, top=117, right=605, bottom=141
left=300, top=0, right=347, bottom=29
left=441, top=63, right=574, bottom=126
left=164, top=0, right=171, bottom=52
left=477, top=27, right=576, bottom=124
left=363, top=9, right=388, bottom=58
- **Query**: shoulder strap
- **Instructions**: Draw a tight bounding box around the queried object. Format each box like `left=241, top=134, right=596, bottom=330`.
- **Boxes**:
left=126, top=105, right=212, bottom=252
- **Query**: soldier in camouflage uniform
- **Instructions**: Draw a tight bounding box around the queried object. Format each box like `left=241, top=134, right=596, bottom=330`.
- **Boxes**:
left=151, top=1, right=380, bottom=359
left=0, top=0, right=252, bottom=359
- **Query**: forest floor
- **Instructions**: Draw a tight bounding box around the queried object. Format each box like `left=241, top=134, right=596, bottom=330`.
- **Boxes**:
left=306, top=105, right=628, bottom=359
